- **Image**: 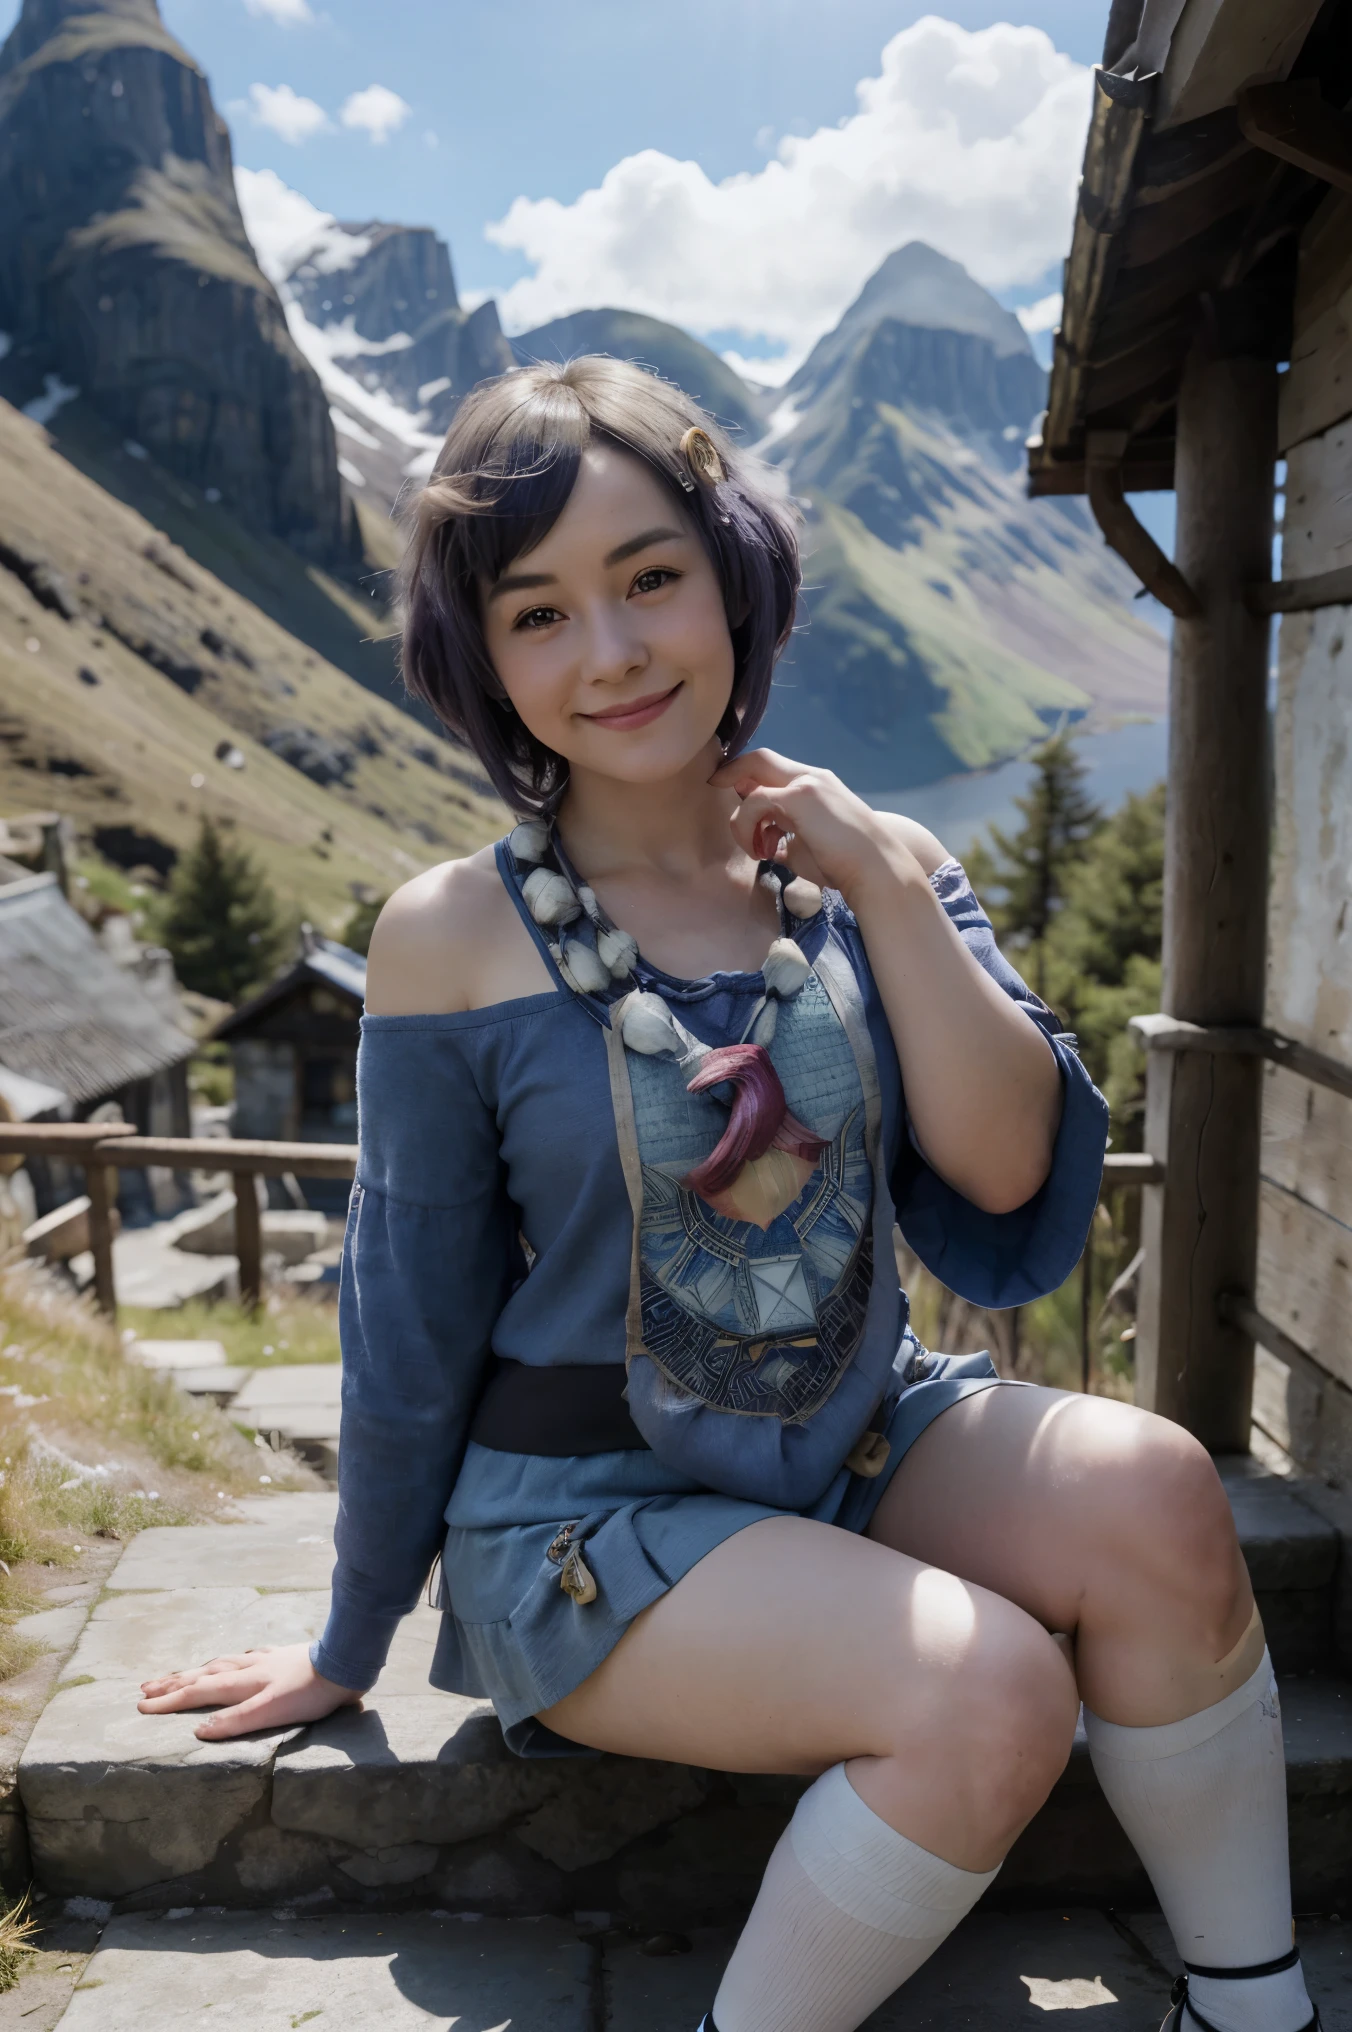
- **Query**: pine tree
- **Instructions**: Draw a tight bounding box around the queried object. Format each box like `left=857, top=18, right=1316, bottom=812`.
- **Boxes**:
left=158, top=818, right=290, bottom=1005
left=976, top=730, right=1103, bottom=995
left=340, top=894, right=386, bottom=958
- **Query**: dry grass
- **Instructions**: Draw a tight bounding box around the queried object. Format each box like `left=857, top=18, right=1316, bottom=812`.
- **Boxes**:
left=0, top=1264, right=319, bottom=1685
left=0, top=1894, right=36, bottom=1993
left=118, top=1288, right=341, bottom=1369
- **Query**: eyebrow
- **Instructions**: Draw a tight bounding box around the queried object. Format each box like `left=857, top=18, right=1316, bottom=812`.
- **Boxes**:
left=485, top=525, right=686, bottom=603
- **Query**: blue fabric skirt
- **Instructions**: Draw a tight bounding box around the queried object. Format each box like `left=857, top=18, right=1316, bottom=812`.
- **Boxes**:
left=434, top=1354, right=1009, bottom=1757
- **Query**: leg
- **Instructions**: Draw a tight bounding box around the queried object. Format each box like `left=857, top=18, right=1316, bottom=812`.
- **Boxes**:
left=868, top=1385, right=1259, bottom=1724
left=871, top=1387, right=1312, bottom=2032
left=543, top=1514, right=1078, bottom=2032
left=544, top=1512, right=1077, bottom=1870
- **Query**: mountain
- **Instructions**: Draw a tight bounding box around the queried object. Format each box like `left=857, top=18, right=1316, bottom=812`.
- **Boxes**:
left=755, top=243, right=1166, bottom=788
left=281, top=217, right=515, bottom=440
left=511, top=310, right=768, bottom=443
left=0, top=0, right=352, bottom=566
left=0, top=393, right=502, bottom=925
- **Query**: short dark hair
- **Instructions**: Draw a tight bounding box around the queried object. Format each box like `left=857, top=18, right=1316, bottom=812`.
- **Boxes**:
left=399, top=355, right=801, bottom=815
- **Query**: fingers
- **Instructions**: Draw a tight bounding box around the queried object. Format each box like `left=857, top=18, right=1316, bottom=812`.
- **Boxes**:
left=138, top=1668, right=265, bottom=1715
left=193, top=1689, right=289, bottom=1741
left=707, top=746, right=807, bottom=794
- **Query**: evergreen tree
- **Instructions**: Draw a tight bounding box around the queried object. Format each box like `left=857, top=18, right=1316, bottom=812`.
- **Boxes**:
left=974, top=730, right=1103, bottom=995
left=158, top=819, right=290, bottom=1005
left=340, top=894, right=386, bottom=958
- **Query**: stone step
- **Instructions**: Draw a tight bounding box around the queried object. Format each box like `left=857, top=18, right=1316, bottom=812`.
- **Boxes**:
left=16, top=1485, right=1352, bottom=1918
left=33, top=1908, right=1352, bottom=2029
left=1218, top=1454, right=1341, bottom=1672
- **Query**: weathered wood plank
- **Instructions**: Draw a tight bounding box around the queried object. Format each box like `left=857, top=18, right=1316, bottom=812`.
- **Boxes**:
left=1256, top=1178, right=1352, bottom=1392
left=1135, top=350, right=1276, bottom=1446
left=1263, top=1066, right=1352, bottom=1230
left=1268, top=622, right=1352, bottom=1067
left=1280, top=196, right=1352, bottom=452
left=1153, top=0, right=1326, bottom=130
left=1282, top=420, right=1352, bottom=579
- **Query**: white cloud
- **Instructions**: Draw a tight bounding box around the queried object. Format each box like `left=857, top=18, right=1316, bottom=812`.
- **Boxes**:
left=235, top=166, right=344, bottom=281
left=241, top=82, right=330, bottom=145
left=340, top=84, right=412, bottom=145
left=1017, top=291, right=1063, bottom=335
left=244, top=0, right=316, bottom=23
left=488, top=17, right=1092, bottom=352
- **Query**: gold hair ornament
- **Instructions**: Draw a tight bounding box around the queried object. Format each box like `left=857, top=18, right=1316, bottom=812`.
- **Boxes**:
left=680, top=426, right=727, bottom=490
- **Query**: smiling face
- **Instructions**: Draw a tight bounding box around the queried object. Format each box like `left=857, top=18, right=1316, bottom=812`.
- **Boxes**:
left=480, top=444, right=736, bottom=789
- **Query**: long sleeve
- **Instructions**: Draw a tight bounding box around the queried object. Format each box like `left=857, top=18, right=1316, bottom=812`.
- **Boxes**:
left=891, top=862, right=1109, bottom=1310
left=311, top=1020, right=522, bottom=1692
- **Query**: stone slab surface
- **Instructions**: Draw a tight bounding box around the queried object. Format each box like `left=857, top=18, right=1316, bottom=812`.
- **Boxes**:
left=128, top=1340, right=229, bottom=1371
left=107, top=1518, right=337, bottom=1591
left=230, top=1366, right=343, bottom=1413
left=608, top=1910, right=1170, bottom=2030
left=55, top=1912, right=594, bottom=2030
left=1218, top=1454, right=1340, bottom=1590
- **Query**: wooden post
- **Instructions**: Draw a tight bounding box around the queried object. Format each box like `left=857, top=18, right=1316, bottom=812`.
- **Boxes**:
left=82, top=1163, right=118, bottom=1320
left=235, top=1171, right=262, bottom=1313
left=1135, top=346, right=1278, bottom=1450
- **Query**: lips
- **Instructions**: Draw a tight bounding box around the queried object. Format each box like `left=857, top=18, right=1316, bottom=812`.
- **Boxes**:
left=582, top=682, right=682, bottom=731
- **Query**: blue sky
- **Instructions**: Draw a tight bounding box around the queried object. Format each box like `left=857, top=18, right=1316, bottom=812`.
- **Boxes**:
left=0, top=1, right=1114, bottom=373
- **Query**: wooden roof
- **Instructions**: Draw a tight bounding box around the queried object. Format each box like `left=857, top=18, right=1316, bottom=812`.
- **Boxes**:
left=0, top=872, right=193, bottom=1103
left=1029, top=0, right=1352, bottom=497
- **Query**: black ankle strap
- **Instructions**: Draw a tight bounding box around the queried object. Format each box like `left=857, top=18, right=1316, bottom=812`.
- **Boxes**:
left=1184, top=1949, right=1301, bottom=1981
left=1169, top=1963, right=1317, bottom=2032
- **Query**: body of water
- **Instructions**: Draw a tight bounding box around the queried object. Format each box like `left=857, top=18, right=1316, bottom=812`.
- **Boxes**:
left=867, top=718, right=1168, bottom=858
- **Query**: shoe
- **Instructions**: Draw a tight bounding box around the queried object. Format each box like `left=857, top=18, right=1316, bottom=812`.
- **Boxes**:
left=1161, top=1955, right=1319, bottom=2032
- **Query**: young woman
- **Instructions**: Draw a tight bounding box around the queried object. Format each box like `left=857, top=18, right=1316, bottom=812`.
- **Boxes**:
left=140, top=359, right=1315, bottom=2032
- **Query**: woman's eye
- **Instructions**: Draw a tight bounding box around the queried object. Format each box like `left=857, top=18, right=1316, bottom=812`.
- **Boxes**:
left=631, top=567, right=679, bottom=596
left=514, top=605, right=564, bottom=631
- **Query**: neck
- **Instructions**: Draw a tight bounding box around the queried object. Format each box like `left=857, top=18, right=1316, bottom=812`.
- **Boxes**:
left=557, top=739, right=740, bottom=880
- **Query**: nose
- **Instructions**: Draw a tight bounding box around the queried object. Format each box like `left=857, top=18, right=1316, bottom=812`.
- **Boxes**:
left=579, top=595, right=650, bottom=689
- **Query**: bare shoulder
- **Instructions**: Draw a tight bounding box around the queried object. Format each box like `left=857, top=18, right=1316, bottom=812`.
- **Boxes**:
left=874, top=811, right=951, bottom=878
left=366, top=845, right=553, bottom=1015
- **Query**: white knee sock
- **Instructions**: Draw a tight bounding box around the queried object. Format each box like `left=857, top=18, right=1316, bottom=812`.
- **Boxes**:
left=711, top=1763, right=998, bottom=2032
left=1084, top=1651, right=1313, bottom=2032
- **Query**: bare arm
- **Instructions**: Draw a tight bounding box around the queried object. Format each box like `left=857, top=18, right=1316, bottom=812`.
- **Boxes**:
left=711, top=753, right=1062, bottom=1215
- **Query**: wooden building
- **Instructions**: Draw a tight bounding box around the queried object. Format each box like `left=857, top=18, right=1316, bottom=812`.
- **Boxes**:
left=1032, top=0, right=1352, bottom=1470
left=0, top=868, right=194, bottom=1215
left=213, top=932, right=364, bottom=1207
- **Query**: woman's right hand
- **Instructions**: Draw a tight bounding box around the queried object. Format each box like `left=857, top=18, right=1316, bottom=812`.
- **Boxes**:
left=138, top=1642, right=363, bottom=1740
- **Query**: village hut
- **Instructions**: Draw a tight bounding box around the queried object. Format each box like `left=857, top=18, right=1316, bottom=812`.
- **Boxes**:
left=1032, top=0, right=1352, bottom=1481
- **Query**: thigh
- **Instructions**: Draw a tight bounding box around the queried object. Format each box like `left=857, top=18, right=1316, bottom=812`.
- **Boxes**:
left=868, top=1383, right=1230, bottom=1638
left=542, top=1511, right=1042, bottom=1777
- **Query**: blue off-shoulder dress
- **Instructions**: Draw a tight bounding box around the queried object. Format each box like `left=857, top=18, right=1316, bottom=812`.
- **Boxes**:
left=312, top=850, right=1109, bottom=1757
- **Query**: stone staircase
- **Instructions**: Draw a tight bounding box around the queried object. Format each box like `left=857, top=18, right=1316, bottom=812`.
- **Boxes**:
left=7, top=1458, right=1352, bottom=2025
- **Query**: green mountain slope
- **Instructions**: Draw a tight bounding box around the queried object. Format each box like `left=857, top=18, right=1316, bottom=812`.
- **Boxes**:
left=758, top=244, right=1166, bottom=788
left=0, top=396, right=503, bottom=927
left=511, top=309, right=768, bottom=443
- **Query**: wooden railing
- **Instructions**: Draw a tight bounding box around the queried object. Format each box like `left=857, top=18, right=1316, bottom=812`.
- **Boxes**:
left=1, top=1124, right=1161, bottom=1325
left=0, top=1125, right=357, bottom=1315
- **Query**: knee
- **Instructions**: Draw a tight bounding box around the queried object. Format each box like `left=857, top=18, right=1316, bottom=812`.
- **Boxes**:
left=914, top=1605, right=1079, bottom=1851
left=1118, top=1418, right=1246, bottom=1623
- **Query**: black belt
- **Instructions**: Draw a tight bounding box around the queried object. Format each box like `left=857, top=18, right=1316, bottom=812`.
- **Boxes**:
left=469, top=1358, right=650, bottom=1456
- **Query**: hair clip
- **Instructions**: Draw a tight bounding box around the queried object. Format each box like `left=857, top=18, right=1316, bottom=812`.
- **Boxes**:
left=680, top=425, right=727, bottom=489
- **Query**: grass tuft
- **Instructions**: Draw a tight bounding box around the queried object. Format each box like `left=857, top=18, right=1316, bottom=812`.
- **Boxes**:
left=0, top=1894, right=36, bottom=1993
left=118, top=1290, right=340, bottom=1369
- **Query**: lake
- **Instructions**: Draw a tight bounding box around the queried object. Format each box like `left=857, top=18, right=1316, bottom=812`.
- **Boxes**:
left=866, top=718, right=1168, bottom=857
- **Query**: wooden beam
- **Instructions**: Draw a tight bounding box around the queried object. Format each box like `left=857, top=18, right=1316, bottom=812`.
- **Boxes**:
left=1102, top=1151, right=1168, bottom=1186
left=1237, top=81, right=1352, bottom=198
left=1248, top=564, right=1352, bottom=614
left=1130, top=1013, right=1352, bottom=1103
left=1134, top=347, right=1278, bottom=1451
left=1086, top=432, right=1201, bottom=616
left=91, top=1137, right=358, bottom=1180
left=0, top=1122, right=136, bottom=1160
left=82, top=1162, right=118, bottom=1320
left=235, top=1171, right=262, bottom=1314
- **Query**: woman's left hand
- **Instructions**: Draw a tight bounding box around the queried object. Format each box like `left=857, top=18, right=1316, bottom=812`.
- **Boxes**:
left=709, top=749, right=920, bottom=906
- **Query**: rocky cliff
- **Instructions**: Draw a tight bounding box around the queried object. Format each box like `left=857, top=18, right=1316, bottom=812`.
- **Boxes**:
left=755, top=243, right=1167, bottom=789
left=282, top=217, right=514, bottom=437
left=0, top=0, right=352, bottom=566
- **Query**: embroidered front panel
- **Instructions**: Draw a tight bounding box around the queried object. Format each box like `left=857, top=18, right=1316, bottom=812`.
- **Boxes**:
left=624, top=969, right=875, bottom=1420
